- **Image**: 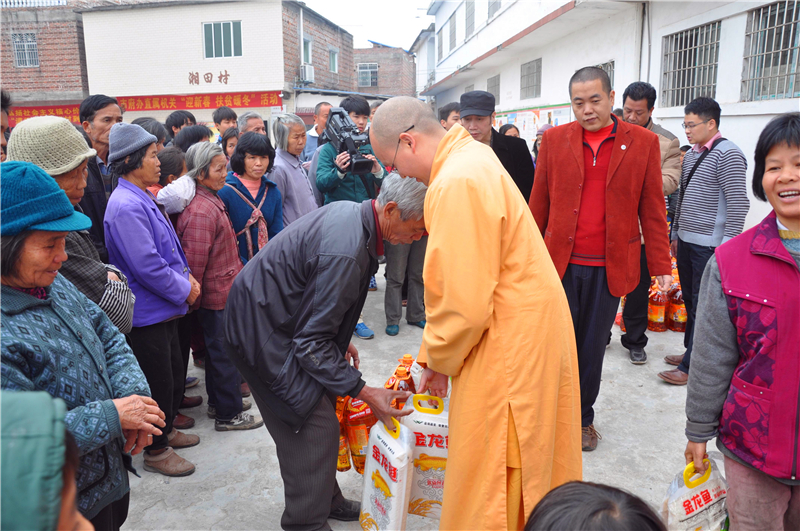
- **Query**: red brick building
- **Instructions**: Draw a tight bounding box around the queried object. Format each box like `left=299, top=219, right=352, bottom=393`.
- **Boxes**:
left=353, top=41, right=416, bottom=98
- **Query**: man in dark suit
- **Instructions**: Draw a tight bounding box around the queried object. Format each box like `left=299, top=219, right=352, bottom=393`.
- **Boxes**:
left=529, top=67, right=673, bottom=451
left=459, top=91, right=534, bottom=201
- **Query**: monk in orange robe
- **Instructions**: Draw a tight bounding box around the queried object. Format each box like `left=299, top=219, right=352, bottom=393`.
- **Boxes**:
left=371, top=97, right=582, bottom=530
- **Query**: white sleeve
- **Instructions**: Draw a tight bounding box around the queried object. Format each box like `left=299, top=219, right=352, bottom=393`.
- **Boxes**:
left=157, top=175, right=197, bottom=215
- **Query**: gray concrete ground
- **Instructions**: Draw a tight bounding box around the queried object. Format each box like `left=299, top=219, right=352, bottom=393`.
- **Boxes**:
left=124, top=266, right=689, bottom=530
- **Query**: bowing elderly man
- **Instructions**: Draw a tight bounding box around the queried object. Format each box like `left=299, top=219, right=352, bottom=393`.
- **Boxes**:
left=370, top=96, right=582, bottom=531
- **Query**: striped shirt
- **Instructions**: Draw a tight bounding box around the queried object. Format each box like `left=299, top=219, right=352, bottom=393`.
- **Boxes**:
left=672, top=138, right=749, bottom=247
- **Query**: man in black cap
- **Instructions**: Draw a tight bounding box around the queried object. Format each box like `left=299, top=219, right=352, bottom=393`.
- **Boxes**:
left=460, top=90, right=535, bottom=201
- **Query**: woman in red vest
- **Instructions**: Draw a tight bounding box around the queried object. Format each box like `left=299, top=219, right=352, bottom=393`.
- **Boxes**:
left=684, top=112, right=800, bottom=530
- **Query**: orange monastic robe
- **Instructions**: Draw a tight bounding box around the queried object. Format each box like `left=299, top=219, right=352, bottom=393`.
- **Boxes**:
left=418, top=125, right=582, bottom=530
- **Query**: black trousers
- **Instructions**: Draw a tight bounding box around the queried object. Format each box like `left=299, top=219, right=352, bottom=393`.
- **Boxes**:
left=248, top=380, right=344, bottom=531
left=562, top=264, right=621, bottom=427
left=621, top=244, right=650, bottom=350
left=198, top=308, right=243, bottom=420
left=89, top=492, right=129, bottom=531
left=127, top=319, right=184, bottom=451
left=676, top=238, right=716, bottom=374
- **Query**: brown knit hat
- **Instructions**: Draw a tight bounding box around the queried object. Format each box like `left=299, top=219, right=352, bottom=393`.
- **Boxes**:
left=7, top=116, right=96, bottom=176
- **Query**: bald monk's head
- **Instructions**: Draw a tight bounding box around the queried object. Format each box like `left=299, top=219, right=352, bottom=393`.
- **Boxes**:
left=370, top=96, right=447, bottom=186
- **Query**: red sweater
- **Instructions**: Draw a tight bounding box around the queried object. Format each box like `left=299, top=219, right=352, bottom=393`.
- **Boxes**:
left=570, top=121, right=616, bottom=267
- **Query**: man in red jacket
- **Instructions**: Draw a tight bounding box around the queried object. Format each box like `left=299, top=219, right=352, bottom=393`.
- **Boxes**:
left=530, top=67, right=672, bottom=451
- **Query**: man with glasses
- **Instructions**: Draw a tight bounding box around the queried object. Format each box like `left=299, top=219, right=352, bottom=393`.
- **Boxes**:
left=658, top=97, right=749, bottom=386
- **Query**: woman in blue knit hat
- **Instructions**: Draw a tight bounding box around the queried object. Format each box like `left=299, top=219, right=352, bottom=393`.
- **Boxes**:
left=0, top=160, right=165, bottom=531
left=103, top=123, right=202, bottom=478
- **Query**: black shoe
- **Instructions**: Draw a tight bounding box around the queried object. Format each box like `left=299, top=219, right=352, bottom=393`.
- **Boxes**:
left=629, top=347, right=647, bottom=365
left=329, top=499, right=360, bottom=522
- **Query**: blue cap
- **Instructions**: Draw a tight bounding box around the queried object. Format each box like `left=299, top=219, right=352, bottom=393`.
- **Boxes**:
left=1, top=161, right=92, bottom=236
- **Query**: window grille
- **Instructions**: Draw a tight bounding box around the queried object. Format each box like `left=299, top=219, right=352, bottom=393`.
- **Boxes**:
left=487, top=74, right=500, bottom=104
left=12, top=32, right=39, bottom=68
left=662, top=21, right=721, bottom=107
left=742, top=1, right=800, bottom=101
left=358, top=63, right=378, bottom=87
left=466, top=0, right=475, bottom=38
left=521, top=58, right=542, bottom=99
left=449, top=13, right=456, bottom=51
left=437, top=30, right=443, bottom=61
left=489, top=0, right=501, bottom=18
left=203, top=21, right=242, bottom=58
left=596, top=60, right=615, bottom=90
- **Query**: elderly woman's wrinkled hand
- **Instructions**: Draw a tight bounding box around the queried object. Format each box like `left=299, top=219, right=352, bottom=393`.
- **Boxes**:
left=122, top=428, right=154, bottom=456
left=113, top=395, right=166, bottom=435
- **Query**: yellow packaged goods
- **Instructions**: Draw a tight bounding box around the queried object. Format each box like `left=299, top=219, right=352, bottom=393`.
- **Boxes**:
left=335, top=397, right=351, bottom=472
left=345, top=397, right=378, bottom=475
left=400, top=395, right=448, bottom=520
left=661, top=454, right=729, bottom=531
left=359, top=418, right=414, bottom=531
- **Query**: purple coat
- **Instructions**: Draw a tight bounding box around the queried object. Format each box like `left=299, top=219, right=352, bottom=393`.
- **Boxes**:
left=104, top=178, right=191, bottom=327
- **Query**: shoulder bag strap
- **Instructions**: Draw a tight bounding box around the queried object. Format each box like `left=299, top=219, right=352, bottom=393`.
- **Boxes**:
left=678, top=137, right=726, bottom=210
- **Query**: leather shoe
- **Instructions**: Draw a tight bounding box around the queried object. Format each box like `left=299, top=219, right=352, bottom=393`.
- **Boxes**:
left=658, top=368, right=689, bottom=385
left=173, top=413, right=195, bottom=430
left=167, top=428, right=200, bottom=449
left=581, top=425, right=601, bottom=451
left=629, top=348, right=647, bottom=365
left=241, top=382, right=251, bottom=398
left=329, top=499, right=360, bottom=522
left=664, top=354, right=684, bottom=366
left=180, top=395, right=203, bottom=409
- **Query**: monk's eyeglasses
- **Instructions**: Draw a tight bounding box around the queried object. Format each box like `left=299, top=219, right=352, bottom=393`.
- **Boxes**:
left=390, top=125, right=415, bottom=170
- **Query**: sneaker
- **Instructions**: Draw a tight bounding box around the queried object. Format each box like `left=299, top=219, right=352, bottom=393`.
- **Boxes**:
left=208, top=399, right=251, bottom=419
left=173, top=413, right=195, bottom=430
left=167, top=428, right=200, bottom=449
left=386, top=325, right=399, bottom=336
left=215, top=411, right=264, bottom=431
left=368, top=276, right=378, bottom=291
left=353, top=322, right=375, bottom=340
left=581, top=425, right=601, bottom=452
left=629, top=347, right=647, bottom=365
left=143, top=447, right=195, bottom=477
left=241, top=382, right=251, bottom=397
left=185, top=376, right=199, bottom=389
left=407, top=320, right=426, bottom=329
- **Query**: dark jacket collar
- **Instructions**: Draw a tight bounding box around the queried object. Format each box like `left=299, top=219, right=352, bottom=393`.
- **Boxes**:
left=360, top=200, right=381, bottom=259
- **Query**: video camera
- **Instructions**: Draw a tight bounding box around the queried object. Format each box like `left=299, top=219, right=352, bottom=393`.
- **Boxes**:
left=324, top=107, right=374, bottom=176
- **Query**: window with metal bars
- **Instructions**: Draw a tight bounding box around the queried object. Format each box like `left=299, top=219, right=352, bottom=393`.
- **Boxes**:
left=12, top=32, right=39, bottom=68
left=466, top=0, right=475, bottom=38
left=661, top=21, right=721, bottom=107
left=487, top=75, right=500, bottom=104
left=521, top=58, right=542, bottom=99
left=449, top=13, right=456, bottom=51
left=742, top=1, right=799, bottom=101
left=595, top=60, right=615, bottom=90
left=357, top=63, right=378, bottom=87
left=203, top=21, right=242, bottom=58
left=437, top=30, right=443, bottom=61
left=489, top=0, right=501, bottom=18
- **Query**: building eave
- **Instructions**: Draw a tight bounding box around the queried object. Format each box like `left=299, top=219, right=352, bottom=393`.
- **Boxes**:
left=75, top=0, right=238, bottom=13
left=409, top=23, right=435, bottom=54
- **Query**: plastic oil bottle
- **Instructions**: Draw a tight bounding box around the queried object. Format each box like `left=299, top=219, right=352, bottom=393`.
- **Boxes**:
left=648, top=283, right=668, bottom=332
left=345, top=397, right=378, bottom=474
left=335, top=396, right=351, bottom=472
left=393, top=367, right=416, bottom=410
left=668, top=288, right=687, bottom=333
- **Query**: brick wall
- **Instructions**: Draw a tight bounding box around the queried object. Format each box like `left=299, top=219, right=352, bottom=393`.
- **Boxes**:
left=353, top=45, right=417, bottom=97
left=0, top=6, right=89, bottom=105
left=282, top=2, right=354, bottom=92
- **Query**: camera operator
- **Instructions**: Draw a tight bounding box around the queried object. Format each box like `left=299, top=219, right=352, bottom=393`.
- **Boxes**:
left=316, top=96, right=386, bottom=205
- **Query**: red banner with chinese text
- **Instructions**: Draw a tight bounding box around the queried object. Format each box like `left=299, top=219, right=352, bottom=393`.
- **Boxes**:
left=7, top=105, right=81, bottom=127
left=118, top=91, right=282, bottom=113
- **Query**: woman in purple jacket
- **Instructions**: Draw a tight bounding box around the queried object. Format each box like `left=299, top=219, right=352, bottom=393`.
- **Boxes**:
left=104, top=123, right=201, bottom=477
left=684, top=113, right=800, bottom=530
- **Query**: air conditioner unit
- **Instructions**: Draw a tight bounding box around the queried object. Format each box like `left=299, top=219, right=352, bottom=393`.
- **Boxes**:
left=301, top=64, right=315, bottom=84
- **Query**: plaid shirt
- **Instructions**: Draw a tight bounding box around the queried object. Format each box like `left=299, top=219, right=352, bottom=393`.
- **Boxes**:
left=176, top=185, right=243, bottom=311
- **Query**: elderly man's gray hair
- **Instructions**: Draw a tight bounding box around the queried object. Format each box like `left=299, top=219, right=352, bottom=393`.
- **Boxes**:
left=272, top=114, right=306, bottom=152
left=237, top=111, right=263, bottom=132
left=376, top=172, right=428, bottom=221
left=186, top=142, right=224, bottom=180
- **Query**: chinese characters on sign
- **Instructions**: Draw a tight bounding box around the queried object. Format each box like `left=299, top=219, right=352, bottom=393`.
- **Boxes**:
left=6, top=105, right=80, bottom=127
left=414, top=432, right=449, bottom=449
left=189, top=70, right=231, bottom=85
left=681, top=487, right=726, bottom=516
left=371, top=445, right=398, bottom=482
left=118, top=91, right=281, bottom=112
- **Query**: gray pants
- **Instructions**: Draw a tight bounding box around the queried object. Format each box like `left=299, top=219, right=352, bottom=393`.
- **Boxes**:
left=250, top=390, right=345, bottom=531
left=384, top=236, right=427, bottom=326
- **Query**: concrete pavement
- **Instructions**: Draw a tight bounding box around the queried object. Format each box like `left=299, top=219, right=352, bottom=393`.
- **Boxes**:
left=123, top=266, right=689, bottom=530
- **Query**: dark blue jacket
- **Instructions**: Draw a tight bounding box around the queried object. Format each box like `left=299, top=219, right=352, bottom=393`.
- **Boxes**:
left=217, top=172, right=283, bottom=264
left=78, top=158, right=109, bottom=262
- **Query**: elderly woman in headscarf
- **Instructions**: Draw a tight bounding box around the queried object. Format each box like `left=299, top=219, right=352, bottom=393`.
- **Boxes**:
left=218, top=132, right=283, bottom=263
left=6, top=115, right=135, bottom=333
left=103, top=123, right=201, bottom=477
left=175, top=142, right=263, bottom=431
left=270, top=114, right=318, bottom=226
left=0, top=161, right=165, bottom=531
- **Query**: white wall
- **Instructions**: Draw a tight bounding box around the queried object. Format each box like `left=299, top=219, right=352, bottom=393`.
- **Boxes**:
left=82, top=1, right=284, bottom=97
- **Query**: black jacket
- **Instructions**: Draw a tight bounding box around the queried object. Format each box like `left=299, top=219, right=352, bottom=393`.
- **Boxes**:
left=224, top=200, right=376, bottom=432
left=491, top=128, right=535, bottom=202
left=78, top=157, right=109, bottom=262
